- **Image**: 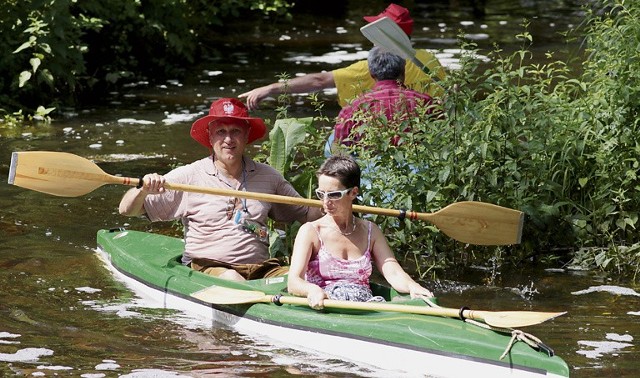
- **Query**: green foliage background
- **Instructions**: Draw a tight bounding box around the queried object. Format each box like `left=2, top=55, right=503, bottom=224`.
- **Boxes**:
left=341, top=0, right=639, bottom=279
left=0, top=0, right=290, bottom=115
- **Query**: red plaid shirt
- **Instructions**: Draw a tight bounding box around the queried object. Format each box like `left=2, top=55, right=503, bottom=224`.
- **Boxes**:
left=334, top=80, right=434, bottom=146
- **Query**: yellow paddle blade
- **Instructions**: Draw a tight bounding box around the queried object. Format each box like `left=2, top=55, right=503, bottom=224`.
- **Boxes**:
left=191, top=286, right=270, bottom=305
left=8, top=151, right=130, bottom=197
left=352, top=201, right=524, bottom=246
left=425, top=201, right=524, bottom=245
left=479, top=311, right=567, bottom=329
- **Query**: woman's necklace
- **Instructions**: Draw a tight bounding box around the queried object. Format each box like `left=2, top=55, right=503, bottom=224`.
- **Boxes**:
left=335, top=215, right=357, bottom=236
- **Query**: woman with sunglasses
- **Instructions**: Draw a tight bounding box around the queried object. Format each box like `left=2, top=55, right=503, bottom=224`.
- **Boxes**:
left=288, top=155, right=433, bottom=310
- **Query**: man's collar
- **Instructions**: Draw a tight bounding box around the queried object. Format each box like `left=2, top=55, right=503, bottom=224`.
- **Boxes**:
left=204, top=155, right=256, bottom=176
left=373, top=80, right=402, bottom=89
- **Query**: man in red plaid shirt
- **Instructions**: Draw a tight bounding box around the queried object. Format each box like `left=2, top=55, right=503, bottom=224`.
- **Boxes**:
left=331, top=46, right=435, bottom=150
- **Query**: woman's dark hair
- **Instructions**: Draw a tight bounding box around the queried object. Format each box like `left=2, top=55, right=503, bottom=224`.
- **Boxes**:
left=316, top=154, right=361, bottom=190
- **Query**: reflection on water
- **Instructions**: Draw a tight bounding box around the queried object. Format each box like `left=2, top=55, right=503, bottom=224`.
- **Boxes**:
left=1, top=1, right=638, bottom=377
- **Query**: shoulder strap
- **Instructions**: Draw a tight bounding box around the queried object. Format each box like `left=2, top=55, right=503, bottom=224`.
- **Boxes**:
left=313, top=224, right=324, bottom=247
left=366, top=220, right=373, bottom=252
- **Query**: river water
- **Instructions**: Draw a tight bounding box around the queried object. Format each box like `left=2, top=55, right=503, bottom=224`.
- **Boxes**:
left=1, top=1, right=638, bottom=377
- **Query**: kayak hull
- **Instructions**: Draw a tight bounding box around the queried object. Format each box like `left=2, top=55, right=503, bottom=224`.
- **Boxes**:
left=96, top=229, right=570, bottom=377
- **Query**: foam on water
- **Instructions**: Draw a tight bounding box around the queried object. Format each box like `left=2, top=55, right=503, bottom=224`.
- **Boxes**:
left=577, top=333, right=634, bottom=359
left=0, top=332, right=21, bottom=345
left=571, top=285, right=640, bottom=296
left=117, top=118, right=156, bottom=125
left=76, top=286, right=102, bottom=294
left=162, top=112, right=200, bottom=125
left=119, top=369, right=192, bottom=378
left=284, top=50, right=369, bottom=64
left=36, top=365, right=73, bottom=370
left=0, top=347, right=53, bottom=362
left=95, top=360, right=121, bottom=370
left=99, top=153, right=166, bottom=162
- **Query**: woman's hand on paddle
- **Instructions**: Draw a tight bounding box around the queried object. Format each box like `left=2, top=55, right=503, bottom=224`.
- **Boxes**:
left=409, top=283, right=434, bottom=299
left=141, top=173, right=166, bottom=194
left=307, top=286, right=328, bottom=310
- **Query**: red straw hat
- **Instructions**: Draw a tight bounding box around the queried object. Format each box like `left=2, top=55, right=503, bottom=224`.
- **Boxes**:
left=363, top=3, right=414, bottom=36
left=191, top=98, right=266, bottom=147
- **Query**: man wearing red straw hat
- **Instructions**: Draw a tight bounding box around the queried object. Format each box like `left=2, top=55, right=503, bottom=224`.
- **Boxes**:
left=119, top=98, right=322, bottom=281
left=239, top=3, right=445, bottom=109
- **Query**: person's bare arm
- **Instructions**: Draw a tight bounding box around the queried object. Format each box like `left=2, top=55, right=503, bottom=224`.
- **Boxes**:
left=118, top=173, right=165, bottom=216
left=287, top=223, right=327, bottom=309
left=239, top=71, right=336, bottom=110
left=370, top=223, right=434, bottom=299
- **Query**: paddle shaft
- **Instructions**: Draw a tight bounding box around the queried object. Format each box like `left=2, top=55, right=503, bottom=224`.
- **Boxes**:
left=9, top=151, right=524, bottom=245
left=165, top=182, right=410, bottom=219
left=269, top=295, right=565, bottom=328
left=276, top=295, right=475, bottom=318
left=157, top=183, right=524, bottom=246
left=190, top=286, right=566, bottom=328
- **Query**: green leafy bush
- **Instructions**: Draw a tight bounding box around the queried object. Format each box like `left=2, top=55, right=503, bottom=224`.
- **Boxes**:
left=323, top=0, right=640, bottom=278
left=0, top=0, right=292, bottom=115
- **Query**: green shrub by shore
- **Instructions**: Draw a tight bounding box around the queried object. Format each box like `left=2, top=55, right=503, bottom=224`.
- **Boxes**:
left=335, top=0, right=639, bottom=279
left=0, top=0, right=291, bottom=118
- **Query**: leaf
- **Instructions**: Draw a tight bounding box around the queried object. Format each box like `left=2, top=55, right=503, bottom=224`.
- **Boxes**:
left=13, top=36, right=36, bottom=54
left=268, top=229, right=287, bottom=258
left=438, top=166, right=450, bottom=183
left=268, top=125, right=286, bottom=174
left=18, top=71, right=32, bottom=87
left=269, top=117, right=312, bottom=174
left=40, top=69, right=54, bottom=85
left=30, top=57, right=41, bottom=73
left=282, top=117, right=311, bottom=149
left=35, top=106, right=55, bottom=117
left=578, top=177, right=589, bottom=188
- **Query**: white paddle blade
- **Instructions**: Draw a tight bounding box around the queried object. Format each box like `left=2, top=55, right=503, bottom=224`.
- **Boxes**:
left=360, top=17, right=420, bottom=66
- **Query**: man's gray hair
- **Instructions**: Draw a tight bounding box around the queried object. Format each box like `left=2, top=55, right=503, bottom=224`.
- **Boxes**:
left=367, top=46, right=405, bottom=81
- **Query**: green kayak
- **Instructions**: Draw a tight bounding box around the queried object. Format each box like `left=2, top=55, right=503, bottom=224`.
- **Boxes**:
left=96, top=228, right=570, bottom=377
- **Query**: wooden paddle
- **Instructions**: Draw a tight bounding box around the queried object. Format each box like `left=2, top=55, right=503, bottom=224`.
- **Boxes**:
left=360, top=17, right=437, bottom=79
left=191, top=285, right=566, bottom=328
left=8, top=151, right=524, bottom=245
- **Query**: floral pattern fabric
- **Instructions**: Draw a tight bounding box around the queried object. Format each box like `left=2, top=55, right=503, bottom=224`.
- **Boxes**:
left=306, top=221, right=384, bottom=302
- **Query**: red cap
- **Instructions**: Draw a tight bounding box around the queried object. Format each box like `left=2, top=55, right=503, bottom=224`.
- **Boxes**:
left=191, top=98, right=266, bottom=148
left=364, top=4, right=414, bottom=36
